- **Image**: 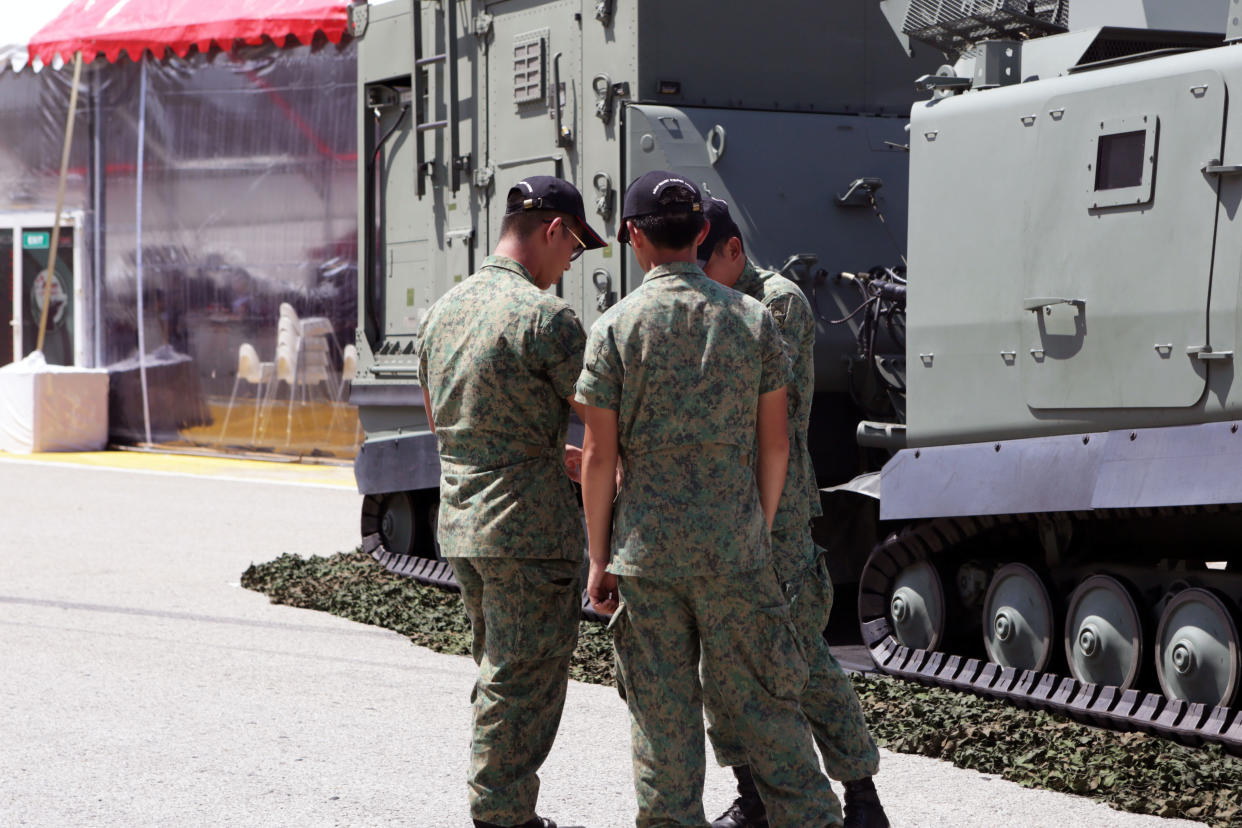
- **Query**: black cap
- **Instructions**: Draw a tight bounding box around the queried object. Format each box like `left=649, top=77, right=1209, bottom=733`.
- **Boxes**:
left=504, top=175, right=608, bottom=250
left=617, top=171, right=702, bottom=244
left=696, top=197, right=741, bottom=264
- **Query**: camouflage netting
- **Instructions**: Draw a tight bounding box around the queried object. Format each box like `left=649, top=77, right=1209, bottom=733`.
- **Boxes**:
left=242, top=550, right=1242, bottom=826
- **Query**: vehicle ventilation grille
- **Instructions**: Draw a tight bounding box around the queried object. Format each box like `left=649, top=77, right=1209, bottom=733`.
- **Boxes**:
left=1076, top=31, right=1224, bottom=67
left=903, top=0, right=1069, bottom=58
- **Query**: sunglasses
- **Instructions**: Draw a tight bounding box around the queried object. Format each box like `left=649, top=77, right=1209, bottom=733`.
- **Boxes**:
left=545, top=218, right=586, bottom=261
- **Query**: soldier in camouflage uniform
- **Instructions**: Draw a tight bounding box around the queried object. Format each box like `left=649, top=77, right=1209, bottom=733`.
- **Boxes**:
left=576, top=171, right=842, bottom=828
left=697, top=197, right=887, bottom=828
left=417, top=176, right=607, bottom=828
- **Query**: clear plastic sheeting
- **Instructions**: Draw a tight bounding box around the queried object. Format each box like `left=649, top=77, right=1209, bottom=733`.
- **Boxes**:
left=1, top=39, right=360, bottom=458
left=0, top=351, right=109, bottom=453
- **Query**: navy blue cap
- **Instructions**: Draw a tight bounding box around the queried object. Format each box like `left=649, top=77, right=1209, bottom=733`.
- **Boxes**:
left=504, top=175, right=607, bottom=250
left=696, top=197, right=742, bottom=263
left=617, top=171, right=702, bottom=244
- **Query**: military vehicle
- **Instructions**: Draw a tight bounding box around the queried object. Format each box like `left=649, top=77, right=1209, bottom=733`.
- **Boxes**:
left=348, top=0, right=1242, bottom=751
left=347, top=0, right=934, bottom=588
left=857, top=0, right=1242, bottom=753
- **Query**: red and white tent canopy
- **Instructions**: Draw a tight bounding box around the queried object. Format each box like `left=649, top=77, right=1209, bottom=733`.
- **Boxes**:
left=23, top=0, right=350, bottom=69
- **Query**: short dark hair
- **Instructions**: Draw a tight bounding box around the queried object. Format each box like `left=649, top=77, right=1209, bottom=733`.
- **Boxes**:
left=629, top=188, right=704, bottom=250
left=709, top=234, right=745, bottom=259
left=500, top=189, right=554, bottom=239
left=500, top=188, right=580, bottom=241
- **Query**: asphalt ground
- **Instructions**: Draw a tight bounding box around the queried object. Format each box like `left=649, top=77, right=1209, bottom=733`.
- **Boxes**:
left=0, top=451, right=1202, bottom=827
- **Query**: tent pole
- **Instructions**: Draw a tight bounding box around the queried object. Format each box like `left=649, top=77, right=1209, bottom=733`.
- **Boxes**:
left=90, top=61, right=105, bottom=369
left=35, top=50, right=83, bottom=357
left=135, top=56, right=152, bottom=445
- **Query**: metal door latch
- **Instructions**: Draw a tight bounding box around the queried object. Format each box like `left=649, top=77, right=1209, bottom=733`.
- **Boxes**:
left=1202, top=159, right=1242, bottom=175
left=595, top=0, right=615, bottom=26
left=592, top=75, right=629, bottom=125
left=593, top=172, right=615, bottom=220
left=593, top=269, right=616, bottom=311
left=473, top=165, right=494, bottom=190
left=1187, top=345, right=1234, bottom=360
left=1023, top=297, right=1085, bottom=312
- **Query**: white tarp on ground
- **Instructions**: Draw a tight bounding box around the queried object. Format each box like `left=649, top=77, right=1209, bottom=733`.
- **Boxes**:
left=0, top=351, right=108, bottom=452
left=0, top=0, right=76, bottom=73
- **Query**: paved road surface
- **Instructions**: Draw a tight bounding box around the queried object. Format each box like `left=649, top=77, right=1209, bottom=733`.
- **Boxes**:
left=0, top=452, right=1202, bottom=827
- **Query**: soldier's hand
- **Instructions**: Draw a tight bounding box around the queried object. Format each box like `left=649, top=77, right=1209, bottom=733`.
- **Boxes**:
left=588, top=561, right=619, bottom=615
left=564, top=444, right=583, bottom=482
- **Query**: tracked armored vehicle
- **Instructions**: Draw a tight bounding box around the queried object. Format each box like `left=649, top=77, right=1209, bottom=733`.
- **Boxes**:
left=859, top=0, right=1242, bottom=753
left=348, top=0, right=1242, bottom=750
left=348, top=0, right=932, bottom=587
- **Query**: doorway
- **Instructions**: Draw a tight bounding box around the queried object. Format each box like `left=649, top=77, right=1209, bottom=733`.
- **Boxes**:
left=0, top=229, right=12, bottom=366
left=0, top=214, right=83, bottom=367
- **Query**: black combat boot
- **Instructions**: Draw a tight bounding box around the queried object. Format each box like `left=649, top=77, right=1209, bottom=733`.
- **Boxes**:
left=710, top=765, right=769, bottom=828
left=472, top=817, right=556, bottom=828
left=843, top=777, right=889, bottom=828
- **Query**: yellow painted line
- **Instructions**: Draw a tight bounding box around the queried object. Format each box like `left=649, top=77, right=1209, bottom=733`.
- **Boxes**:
left=0, top=450, right=358, bottom=491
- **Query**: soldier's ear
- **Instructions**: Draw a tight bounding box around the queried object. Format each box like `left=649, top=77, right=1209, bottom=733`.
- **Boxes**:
left=626, top=221, right=643, bottom=249
left=728, top=237, right=744, bottom=262
left=691, top=219, right=712, bottom=252
left=544, top=216, right=562, bottom=244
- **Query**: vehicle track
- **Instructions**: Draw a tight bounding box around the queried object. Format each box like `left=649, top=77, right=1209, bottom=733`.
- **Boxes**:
left=859, top=513, right=1242, bottom=756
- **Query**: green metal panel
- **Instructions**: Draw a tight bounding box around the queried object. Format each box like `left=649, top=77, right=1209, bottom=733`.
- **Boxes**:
left=625, top=102, right=912, bottom=392
left=906, top=47, right=1242, bottom=446
left=635, top=0, right=923, bottom=117
left=351, top=0, right=932, bottom=497
left=1020, top=69, right=1224, bottom=409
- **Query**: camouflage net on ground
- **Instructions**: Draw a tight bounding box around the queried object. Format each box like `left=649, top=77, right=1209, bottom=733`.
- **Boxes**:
left=242, top=551, right=1242, bottom=826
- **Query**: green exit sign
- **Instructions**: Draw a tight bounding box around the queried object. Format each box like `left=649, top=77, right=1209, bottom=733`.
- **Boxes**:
left=22, top=231, right=49, bottom=249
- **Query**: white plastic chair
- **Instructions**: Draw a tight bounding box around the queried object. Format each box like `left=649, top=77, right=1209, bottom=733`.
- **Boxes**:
left=278, top=303, right=337, bottom=398
left=299, top=333, right=333, bottom=397
left=329, top=344, right=359, bottom=437
left=260, top=306, right=342, bottom=446
left=256, top=317, right=303, bottom=445
left=338, top=343, right=357, bottom=399
left=218, top=343, right=274, bottom=445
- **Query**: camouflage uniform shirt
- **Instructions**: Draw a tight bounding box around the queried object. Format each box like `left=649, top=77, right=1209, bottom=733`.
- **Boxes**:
left=417, top=254, right=586, bottom=560
left=734, top=261, right=823, bottom=533
left=575, top=260, right=790, bottom=579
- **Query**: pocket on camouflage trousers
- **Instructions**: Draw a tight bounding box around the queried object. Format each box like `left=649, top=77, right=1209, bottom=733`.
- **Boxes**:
left=789, top=551, right=834, bottom=640
left=753, top=601, right=810, bottom=700
left=607, top=601, right=629, bottom=702
left=513, top=559, right=581, bottom=662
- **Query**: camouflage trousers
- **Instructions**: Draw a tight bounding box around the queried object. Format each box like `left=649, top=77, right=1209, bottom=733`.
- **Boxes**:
left=704, top=529, right=880, bottom=782
left=613, top=566, right=842, bottom=828
left=449, top=556, right=582, bottom=825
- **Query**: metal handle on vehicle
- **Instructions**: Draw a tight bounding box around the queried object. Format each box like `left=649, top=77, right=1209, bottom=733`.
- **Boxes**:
left=706, top=124, right=726, bottom=166
left=1202, top=159, right=1242, bottom=175
left=553, top=52, right=573, bottom=148
left=1023, top=297, right=1085, bottom=312
left=1187, top=345, right=1234, bottom=360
